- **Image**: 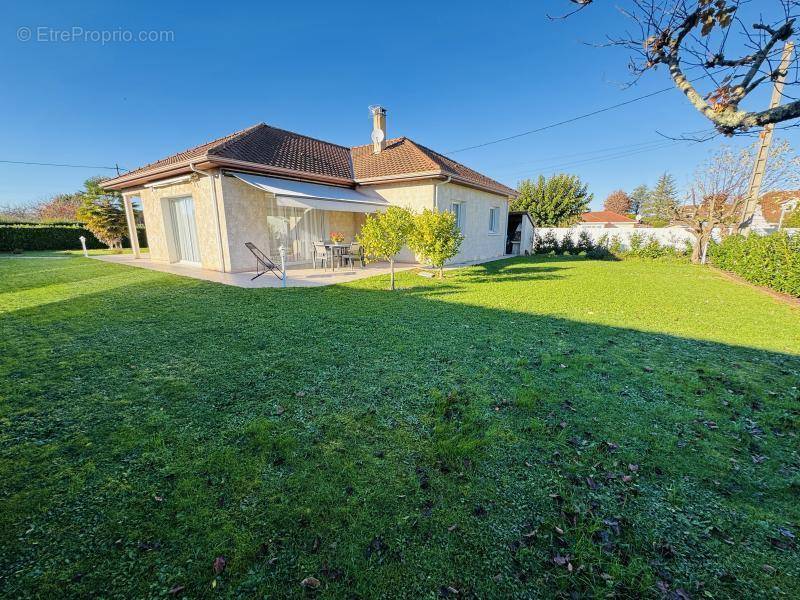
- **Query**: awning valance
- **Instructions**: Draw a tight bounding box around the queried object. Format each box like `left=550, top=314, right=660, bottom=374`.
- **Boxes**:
left=227, top=171, right=389, bottom=214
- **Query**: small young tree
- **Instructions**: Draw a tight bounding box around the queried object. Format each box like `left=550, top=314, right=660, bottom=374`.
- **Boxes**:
left=357, top=206, right=414, bottom=290
left=408, top=209, right=464, bottom=278
left=511, top=174, right=592, bottom=226
left=604, top=190, right=632, bottom=215
left=76, top=177, right=129, bottom=248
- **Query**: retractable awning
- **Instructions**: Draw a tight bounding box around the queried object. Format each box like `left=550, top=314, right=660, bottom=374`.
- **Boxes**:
left=228, top=171, right=389, bottom=213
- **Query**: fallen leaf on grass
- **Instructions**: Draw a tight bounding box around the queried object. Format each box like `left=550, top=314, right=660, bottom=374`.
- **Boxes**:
left=300, top=576, right=320, bottom=589
left=212, top=556, right=226, bottom=575
left=275, top=405, right=286, bottom=416
left=168, top=584, right=185, bottom=596
left=628, top=464, right=639, bottom=472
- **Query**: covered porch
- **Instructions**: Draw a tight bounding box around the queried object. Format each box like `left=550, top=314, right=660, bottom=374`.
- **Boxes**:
left=223, top=172, right=389, bottom=271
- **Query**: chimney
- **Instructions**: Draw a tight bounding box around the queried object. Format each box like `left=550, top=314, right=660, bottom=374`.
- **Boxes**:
left=369, top=105, right=387, bottom=153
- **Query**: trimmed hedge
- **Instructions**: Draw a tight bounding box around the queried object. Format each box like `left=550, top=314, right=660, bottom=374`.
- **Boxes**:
left=0, top=224, right=147, bottom=252
left=710, top=231, right=800, bottom=297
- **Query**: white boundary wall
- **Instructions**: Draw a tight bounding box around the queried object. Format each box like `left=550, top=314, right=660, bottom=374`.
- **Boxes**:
left=533, top=226, right=696, bottom=250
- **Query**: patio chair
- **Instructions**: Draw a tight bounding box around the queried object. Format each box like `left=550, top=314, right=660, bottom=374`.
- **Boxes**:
left=342, top=242, right=364, bottom=268
left=312, top=241, right=330, bottom=270
left=244, top=242, right=283, bottom=281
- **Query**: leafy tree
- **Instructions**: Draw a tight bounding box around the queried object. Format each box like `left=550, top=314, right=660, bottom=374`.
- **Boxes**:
left=357, top=206, right=414, bottom=290
left=76, top=177, right=129, bottom=248
left=408, top=209, right=464, bottom=278
left=784, top=207, right=800, bottom=228
left=629, top=184, right=650, bottom=217
left=604, top=190, right=632, bottom=214
left=35, top=193, right=83, bottom=222
left=511, top=174, right=592, bottom=226
left=640, top=173, right=678, bottom=226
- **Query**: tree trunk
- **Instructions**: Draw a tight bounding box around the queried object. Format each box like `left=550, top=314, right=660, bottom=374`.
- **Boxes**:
left=438, top=264, right=444, bottom=278
left=691, top=238, right=702, bottom=264
left=389, top=258, right=395, bottom=291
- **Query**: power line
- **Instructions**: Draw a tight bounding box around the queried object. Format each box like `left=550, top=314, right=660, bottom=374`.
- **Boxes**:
left=445, top=72, right=720, bottom=155
left=0, top=159, right=126, bottom=171
left=491, top=138, right=683, bottom=175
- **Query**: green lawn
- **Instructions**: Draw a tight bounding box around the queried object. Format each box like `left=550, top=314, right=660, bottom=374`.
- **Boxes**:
left=1, top=254, right=798, bottom=598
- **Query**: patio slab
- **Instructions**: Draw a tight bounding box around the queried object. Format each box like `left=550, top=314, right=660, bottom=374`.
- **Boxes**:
left=92, top=253, right=418, bottom=288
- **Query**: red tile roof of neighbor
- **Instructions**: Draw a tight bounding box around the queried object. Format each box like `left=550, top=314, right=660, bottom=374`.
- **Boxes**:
left=759, top=190, right=800, bottom=223
left=580, top=210, right=635, bottom=223
left=102, top=123, right=517, bottom=197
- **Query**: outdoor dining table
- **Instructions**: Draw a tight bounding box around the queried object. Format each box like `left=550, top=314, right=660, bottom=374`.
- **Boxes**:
left=324, top=243, right=351, bottom=271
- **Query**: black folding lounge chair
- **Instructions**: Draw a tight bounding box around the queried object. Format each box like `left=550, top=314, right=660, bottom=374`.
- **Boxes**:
left=245, top=242, right=284, bottom=281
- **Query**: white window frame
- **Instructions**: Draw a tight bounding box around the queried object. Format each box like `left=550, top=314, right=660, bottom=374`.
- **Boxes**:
left=451, top=202, right=465, bottom=231
left=488, top=207, right=500, bottom=234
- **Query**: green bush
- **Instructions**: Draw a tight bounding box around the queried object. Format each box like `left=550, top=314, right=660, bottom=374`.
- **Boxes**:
left=710, top=231, right=800, bottom=297
left=576, top=230, right=593, bottom=254
left=559, top=233, right=576, bottom=255
left=0, top=224, right=146, bottom=252
left=535, top=230, right=559, bottom=254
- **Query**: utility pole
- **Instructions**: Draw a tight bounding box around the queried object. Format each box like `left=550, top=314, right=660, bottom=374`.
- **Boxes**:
left=739, top=40, right=795, bottom=232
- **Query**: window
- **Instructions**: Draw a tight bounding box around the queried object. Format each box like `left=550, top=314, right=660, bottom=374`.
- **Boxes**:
left=451, top=202, right=464, bottom=230
left=489, top=207, right=499, bottom=234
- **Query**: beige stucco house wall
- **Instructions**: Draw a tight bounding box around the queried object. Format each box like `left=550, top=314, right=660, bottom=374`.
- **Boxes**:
left=128, top=172, right=509, bottom=274
left=122, top=172, right=225, bottom=272
left=436, top=182, right=508, bottom=262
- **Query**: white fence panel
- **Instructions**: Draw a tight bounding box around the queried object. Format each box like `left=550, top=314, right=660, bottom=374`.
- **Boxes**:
left=533, top=226, right=697, bottom=250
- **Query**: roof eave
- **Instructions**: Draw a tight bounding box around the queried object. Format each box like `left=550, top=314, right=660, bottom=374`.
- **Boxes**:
left=357, top=171, right=517, bottom=198
left=102, top=154, right=356, bottom=191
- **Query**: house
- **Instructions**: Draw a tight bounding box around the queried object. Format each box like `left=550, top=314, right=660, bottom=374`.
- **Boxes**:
left=752, top=191, right=800, bottom=229
left=101, top=107, right=517, bottom=273
left=578, top=210, right=637, bottom=228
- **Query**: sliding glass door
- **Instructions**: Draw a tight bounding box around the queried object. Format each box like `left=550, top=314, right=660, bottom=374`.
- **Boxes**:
left=266, top=205, right=328, bottom=263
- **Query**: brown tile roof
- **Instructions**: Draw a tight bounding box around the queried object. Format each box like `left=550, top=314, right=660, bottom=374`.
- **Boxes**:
left=110, top=123, right=263, bottom=183
left=350, top=137, right=516, bottom=196
left=581, top=210, right=635, bottom=223
left=103, top=123, right=516, bottom=197
left=759, top=190, right=800, bottom=223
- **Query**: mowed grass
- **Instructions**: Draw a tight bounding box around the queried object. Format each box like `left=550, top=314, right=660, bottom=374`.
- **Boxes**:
left=1, top=254, right=798, bottom=599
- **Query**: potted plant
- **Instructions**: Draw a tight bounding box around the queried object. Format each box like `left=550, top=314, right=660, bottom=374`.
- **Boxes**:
left=329, top=231, right=345, bottom=244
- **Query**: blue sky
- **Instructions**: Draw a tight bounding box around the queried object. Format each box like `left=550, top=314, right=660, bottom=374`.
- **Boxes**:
left=1, top=0, right=796, bottom=210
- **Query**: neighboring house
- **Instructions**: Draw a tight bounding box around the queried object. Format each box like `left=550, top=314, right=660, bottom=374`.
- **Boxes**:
left=102, top=107, right=516, bottom=273
left=752, top=191, right=800, bottom=230
left=578, top=210, right=637, bottom=228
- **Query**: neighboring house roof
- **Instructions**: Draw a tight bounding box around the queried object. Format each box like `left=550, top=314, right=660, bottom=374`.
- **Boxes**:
left=758, top=190, right=800, bottom=224
left=102, top=122, right=516, bottom=197
left=580, top=210, right=635, bottom=223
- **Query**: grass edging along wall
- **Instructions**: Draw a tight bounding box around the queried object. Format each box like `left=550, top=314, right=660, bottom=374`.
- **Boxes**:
left=0, top=224, right=147, bottom=252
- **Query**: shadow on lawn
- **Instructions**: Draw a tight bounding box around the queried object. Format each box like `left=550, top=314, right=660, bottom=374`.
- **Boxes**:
left=1, top=259, right=799, bottom=599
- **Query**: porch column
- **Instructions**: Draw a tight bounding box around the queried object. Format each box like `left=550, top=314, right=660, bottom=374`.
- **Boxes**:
left=123, top=195, right=141, bottom=258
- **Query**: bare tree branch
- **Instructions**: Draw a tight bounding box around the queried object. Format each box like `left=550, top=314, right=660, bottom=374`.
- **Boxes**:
left=560, top=1, right=800, bottom=135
